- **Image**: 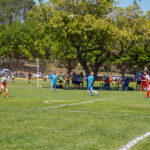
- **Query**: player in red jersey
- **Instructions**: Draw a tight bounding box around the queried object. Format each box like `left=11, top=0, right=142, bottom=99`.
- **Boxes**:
left=141, top=72, right=149, bottom=91
left=146, top=80, right=150, bottom=99
left=0, top=73, right=9, bottom=98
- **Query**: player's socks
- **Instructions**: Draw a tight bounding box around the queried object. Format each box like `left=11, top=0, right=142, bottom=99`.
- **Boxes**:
left=54, top=87, right=56, bottom=92
left=51, top=87, right=53, bottom=93
left=0, top=92, right=1, bottom=95
left=5, top=93, right=9, bottom=98
left=89, top=90, right=92, bottom=96
left=92, top=90, right=99, bottom=95
left=147, top=91, right=149, bottom=98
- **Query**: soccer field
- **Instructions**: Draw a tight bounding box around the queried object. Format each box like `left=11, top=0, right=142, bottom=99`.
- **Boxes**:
left=1, top=80, right=150, bottom=150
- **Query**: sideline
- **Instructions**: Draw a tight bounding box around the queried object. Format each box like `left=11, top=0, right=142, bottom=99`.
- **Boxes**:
left=118, top=132, right=150, bottom=150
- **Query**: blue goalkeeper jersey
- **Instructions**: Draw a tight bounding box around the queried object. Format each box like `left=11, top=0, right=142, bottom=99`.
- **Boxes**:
left=50, top=74, right=58, bottom=86
left=87, top=75, right=94, bottom=90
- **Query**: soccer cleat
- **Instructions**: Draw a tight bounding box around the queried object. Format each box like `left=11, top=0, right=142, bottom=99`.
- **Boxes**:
left=5, top=93, right=9, bottom=98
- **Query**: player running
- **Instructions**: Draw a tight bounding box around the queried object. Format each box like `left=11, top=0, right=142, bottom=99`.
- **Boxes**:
left=87, top=72, right=99, bottom=96
left=0, top=73, right=9, bottom=98
left=146, top=80, right=150, bottom=99
left=49, top=72, right=58, bottom=93
left=141, top=72, right=149, bottom=91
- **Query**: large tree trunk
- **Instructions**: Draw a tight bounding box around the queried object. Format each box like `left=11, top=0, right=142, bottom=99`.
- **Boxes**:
left=76, top=46, right=89, bottom=76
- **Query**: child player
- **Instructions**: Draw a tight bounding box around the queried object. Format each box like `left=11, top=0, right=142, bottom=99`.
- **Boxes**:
left=87, top=72, right=99, bottom=96
left=0, top=73, right=9, bottom=98
left=49, top=71, right=58, bottom=93
left=146, top=80, right=150, bottom=99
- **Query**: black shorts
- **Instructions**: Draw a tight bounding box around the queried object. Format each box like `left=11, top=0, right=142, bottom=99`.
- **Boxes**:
left=72, top=81, right=76, bottom=84
left=77, top=81, right=81, bottom=85
left=137, top=81, right=141, bottom=84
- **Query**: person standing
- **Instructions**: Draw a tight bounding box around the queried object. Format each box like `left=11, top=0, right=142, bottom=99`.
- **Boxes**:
left=136, top=72, right=142, bottom=90
left=28, top=72, right=32, bottom=83
left=49, top=71, right=58, bottom=92
left=65, top=73, right=70, bottom=88
left=79, top=72, right=84, bottom=88
left=71, top=71, right=77, bottom=89
left=87, top=72, right=99, bottom=96
left=58, top=71, right=63, bottom=87
left=76, top=74, right=81, bottom=89
left=11, top=73, right=15, bottom=83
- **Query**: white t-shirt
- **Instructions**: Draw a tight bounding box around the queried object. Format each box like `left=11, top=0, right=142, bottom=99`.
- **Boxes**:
left=145, top=74, right=150, bottom=80
left=1, top=77, right=9, bottom=84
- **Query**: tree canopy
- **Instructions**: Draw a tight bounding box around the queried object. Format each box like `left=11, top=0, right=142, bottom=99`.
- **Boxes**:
left=0, top=0, right=150, bottom=76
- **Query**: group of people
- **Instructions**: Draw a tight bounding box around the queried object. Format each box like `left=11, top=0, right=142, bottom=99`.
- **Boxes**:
left=1, top=71, right=150, bottom=98
left=54, top=71, right=84, bottom=89
left=50, top=71, right=98, bottom=96
left=136, top=71, right=150, bottom=98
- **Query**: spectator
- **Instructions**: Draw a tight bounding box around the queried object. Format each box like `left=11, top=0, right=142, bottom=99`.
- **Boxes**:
left=65, top=73, right=70, bottom=88
left=28, top=72, right=32, bottom=83
left=11, top=73, right=15, bottom=83
left=104, top=78, right=110, bottom=90
left=79, top=72, right=84, bottom=88
left=71, top=71, right=77, bottom=89
left=136, top=72, right=142, bottom=90
left=43, top=74, right=46, bottom=82
left=58, top=71, right=63, bottom=86
left=76, top=74, right=81, bottom=89
left=123, top=78, right=129, bottom=90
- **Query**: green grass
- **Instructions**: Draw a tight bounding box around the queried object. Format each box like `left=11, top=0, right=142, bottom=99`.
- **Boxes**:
left=0, top=79, right=150, bottom=150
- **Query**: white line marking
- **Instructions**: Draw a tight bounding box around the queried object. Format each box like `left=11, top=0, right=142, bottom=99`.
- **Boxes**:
left=41, top=97, right=116, bottom=110
left=118, top=132, right=150, bottom=150
left=49, top=109, right=150, bottom=119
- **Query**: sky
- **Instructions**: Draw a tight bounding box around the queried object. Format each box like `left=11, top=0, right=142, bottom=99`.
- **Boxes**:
left=118, top=0, right=150, bottom=14
left=35, top=0, right=150, bottom=14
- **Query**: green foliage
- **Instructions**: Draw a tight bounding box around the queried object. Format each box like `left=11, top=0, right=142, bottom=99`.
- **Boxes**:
left=0, top=0, right=150, bottom=75
left=0, top=0, right=35, bottom=25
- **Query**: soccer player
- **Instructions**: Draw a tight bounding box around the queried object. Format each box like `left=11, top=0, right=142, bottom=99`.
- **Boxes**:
left=0, top=73, right=9, bottom=98
left=87, top=72, right=99, bottom=96
left=141, top=72, right=149, bottom=91
left=49, top=72, right=58, bottom=92
left=146, top=80, right=150, bottom=99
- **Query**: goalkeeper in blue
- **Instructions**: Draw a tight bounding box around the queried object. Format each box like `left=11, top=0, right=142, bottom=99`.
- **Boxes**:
left=49, top=72, right=58, bottom=93
left=87, top=72, right=99, bottom=96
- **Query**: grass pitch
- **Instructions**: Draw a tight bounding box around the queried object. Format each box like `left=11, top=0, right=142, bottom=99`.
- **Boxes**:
left=0, top=79, right=150, bottom=150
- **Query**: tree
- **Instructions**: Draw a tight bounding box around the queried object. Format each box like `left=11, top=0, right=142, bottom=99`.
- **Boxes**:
left=51, top=42, right=77, bottom=73
left=45, top=0, right=124, bottom=77
left=112, top=4, right=150, bottom=76
left=0, top=0, right=35, bottom=26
